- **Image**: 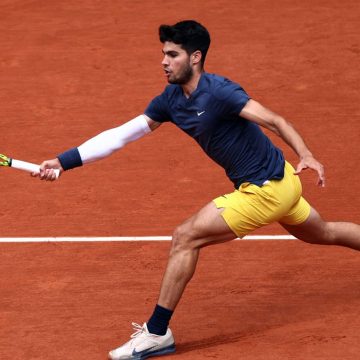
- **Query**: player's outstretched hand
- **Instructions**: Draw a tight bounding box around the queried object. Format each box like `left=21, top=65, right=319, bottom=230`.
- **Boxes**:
left=294, top=155, right=325, bottom=187
left=32, top=158, right=63, bottom=181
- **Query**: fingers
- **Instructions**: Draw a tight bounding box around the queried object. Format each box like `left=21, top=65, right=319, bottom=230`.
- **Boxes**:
left=39, top=168, right=59, bottom=181
left=294, top=157, right=325, bottom=187
left=312, top=160, right=325, bottom=187
left=317, top=165, right=325, bottom=187
left=318, top=177, right=325, bottom=187
left=293, top=163, right=307, bottom=175
left=36, top=158, right=63, bottom=181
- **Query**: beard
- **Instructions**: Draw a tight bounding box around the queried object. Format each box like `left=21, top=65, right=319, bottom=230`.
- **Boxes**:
left=168, top=63, right=193, bottom=84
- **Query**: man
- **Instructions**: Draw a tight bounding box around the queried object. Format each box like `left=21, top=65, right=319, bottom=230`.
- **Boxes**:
left=36, top=20, right=360, bottom=360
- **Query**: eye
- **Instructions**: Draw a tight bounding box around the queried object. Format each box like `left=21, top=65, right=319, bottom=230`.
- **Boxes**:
left=167, top=52, right=178, bottom=58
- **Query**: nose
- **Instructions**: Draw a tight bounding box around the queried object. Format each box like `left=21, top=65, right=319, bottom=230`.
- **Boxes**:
left=161, top=55, right=169, bottom=67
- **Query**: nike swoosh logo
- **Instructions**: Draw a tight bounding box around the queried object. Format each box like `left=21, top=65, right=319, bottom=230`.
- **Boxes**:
left=197, top=111, right=205, bottom=116
left=132, top=345, right=157, bottom=356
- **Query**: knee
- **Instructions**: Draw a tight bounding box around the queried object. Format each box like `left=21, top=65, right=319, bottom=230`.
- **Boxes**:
left=170, top=224, right=197, bottom=254
left=302, top=222, right=336, bottom=245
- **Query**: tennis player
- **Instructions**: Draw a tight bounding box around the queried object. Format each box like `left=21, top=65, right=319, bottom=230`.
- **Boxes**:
left=36, top=20, right=360, bottom=360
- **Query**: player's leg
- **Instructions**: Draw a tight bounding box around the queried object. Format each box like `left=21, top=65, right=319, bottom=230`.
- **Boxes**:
left=281, top=206, right=360, bottom=250
left=108, top=201, right=236, bottom=360
left=157, top=201, right=237, bottom=311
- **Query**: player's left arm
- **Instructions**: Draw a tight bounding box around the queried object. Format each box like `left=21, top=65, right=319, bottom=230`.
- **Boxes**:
left=240, top=99, right=325, bottom=187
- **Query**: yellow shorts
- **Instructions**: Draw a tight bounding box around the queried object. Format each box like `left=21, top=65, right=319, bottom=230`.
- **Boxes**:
left=213, top=161, right=311, bottom=237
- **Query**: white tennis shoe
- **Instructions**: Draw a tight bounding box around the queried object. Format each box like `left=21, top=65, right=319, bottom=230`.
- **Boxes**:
left=108, top=322, right=175, bottom=360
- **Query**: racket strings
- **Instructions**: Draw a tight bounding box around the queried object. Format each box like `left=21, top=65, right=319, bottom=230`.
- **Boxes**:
left=0, top=154, right=11, bottom=167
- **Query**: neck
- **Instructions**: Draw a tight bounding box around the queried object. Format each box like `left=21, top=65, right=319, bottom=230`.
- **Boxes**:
left=182, top=70, right=203, bottom=98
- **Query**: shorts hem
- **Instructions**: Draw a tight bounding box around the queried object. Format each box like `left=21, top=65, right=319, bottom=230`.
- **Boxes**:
left=213, top=199, right=246, bottom=238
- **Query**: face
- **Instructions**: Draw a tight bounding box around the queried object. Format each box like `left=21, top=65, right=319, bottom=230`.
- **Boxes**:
left=161, top=41, right=193, bottom=84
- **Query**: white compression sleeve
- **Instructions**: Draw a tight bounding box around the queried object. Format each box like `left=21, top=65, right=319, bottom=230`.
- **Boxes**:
left=78, top=115, right=151, bottom=164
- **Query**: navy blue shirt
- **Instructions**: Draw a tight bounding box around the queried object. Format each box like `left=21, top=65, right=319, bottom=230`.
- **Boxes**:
left=145, top=72, right=285, bottom=187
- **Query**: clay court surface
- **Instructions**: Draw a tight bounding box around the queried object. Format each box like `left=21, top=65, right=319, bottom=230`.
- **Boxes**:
left=0, top=0, right=359, bottom=359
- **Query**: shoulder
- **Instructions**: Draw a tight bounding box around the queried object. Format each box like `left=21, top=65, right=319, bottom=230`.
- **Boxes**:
left=157, top=84, right=182, bottom=101
left=147, top=84, right=181, bottom=110
left=199, top=73, right=250, bottom=114
left=201, top=73, right=248, bottom=100
left=145, top=84, right=182, bottom=122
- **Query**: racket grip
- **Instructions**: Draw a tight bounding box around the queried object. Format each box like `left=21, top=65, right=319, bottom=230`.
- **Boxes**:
left=11, top=159, right=60, bottom=179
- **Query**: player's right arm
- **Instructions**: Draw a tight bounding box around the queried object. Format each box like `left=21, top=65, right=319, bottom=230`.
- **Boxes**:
left=37, top=115, right=161, bottom=181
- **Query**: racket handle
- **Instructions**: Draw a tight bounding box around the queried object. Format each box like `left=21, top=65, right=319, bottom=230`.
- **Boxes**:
left=11, top=159, right=60, bottom=179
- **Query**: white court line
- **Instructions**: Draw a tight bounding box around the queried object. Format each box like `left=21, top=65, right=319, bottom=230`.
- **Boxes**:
left=0, top=235, right=296, bottom=243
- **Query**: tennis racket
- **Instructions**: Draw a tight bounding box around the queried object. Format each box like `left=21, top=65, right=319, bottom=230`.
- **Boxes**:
left=0, top=153, right=60, bottom=179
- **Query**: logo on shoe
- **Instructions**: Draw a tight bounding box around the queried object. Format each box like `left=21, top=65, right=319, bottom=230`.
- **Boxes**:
left=132, top=345, right=157, bottom=357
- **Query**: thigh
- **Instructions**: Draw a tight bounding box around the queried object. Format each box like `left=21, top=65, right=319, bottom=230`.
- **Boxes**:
left=279, top=196, right=311, bottom=226
left=280, top=207, right=327, bottom=242
left=178, top=201, right=238, bottom=248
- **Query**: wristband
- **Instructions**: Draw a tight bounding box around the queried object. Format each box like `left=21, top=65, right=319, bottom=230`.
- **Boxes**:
left=57, top=147, right=83, bottom=171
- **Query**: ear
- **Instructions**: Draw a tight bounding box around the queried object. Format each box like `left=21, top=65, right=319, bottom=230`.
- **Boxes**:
left=191, top=50, right=202, bottom=65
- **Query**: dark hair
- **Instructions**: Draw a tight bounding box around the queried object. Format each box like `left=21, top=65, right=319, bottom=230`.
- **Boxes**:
left=159, top=20, right=211, bottom=66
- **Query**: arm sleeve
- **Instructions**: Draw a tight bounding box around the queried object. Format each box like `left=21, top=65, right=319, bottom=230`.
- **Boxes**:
left=144, top=92, right=171, bottom=123
left=58, top=115, right=151, bottom=170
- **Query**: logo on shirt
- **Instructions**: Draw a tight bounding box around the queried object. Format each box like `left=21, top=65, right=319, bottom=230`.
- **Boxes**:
left=197, top=111, right=205, bottom=116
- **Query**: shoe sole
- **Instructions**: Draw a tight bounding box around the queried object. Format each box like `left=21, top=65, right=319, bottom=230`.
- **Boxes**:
left=132, top=343, right=176, bottom=359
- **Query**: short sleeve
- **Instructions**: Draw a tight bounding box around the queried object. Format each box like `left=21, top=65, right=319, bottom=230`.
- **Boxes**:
left=144, top=92, right=171, bottom=123
left=215, top=79, right=251, bottom=116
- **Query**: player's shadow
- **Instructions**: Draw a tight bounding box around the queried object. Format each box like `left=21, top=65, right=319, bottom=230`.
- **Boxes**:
left=174, top=275, right=359, bottom=356
left=175, top=330, right=257, bottom=354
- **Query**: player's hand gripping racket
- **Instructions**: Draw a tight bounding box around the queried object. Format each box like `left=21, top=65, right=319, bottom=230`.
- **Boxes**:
left=0, top=153, right=60, bottom=179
